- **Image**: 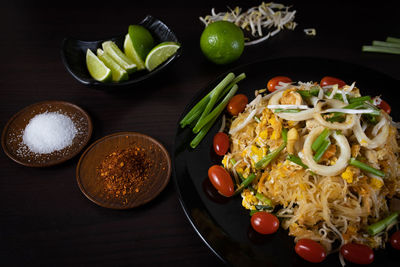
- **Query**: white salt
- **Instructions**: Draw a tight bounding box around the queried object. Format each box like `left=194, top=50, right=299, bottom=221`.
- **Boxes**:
left=22, top=112, right=78, bottom=154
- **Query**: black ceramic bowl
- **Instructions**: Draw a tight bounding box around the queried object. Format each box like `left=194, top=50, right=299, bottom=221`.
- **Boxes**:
left=61, top=15, right=182, bottom=88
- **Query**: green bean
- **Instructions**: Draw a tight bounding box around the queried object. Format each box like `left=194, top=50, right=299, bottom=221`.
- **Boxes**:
left=367, top=212, right=399, bottom=235
left=349, top=158, right=385, bottom=177
left=311, top=128, right=331, bottom=152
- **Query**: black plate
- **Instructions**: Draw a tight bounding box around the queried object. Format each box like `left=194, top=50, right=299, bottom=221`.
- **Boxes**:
left=173, top=57, right=400, bottom=267
left=61, top=15, right=182, bottom=89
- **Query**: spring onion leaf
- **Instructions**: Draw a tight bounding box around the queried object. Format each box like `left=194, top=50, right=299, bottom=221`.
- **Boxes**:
left=311, top=128, right=331, bottom=152
left=192, top=73, right=235, bottom=133
left=367, top=212, right=399, bottom=235
left=287, top=154, right=308, bottom=169
left=386, top=36, right=400, bottom=44
left=192, top=84, right=238, bottom=133
left=349, top=157, right=385, bottom=177
left=255, top=128, right=288, bottom=169
left=313, top=139, right=331, bottom=163
left=362, top=45, right=400, bottom=55
left=234, top=173, right=256, bottom=194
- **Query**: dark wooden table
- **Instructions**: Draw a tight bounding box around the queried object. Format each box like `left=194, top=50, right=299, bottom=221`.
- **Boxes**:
left=1, top=1, right=399, bottom=266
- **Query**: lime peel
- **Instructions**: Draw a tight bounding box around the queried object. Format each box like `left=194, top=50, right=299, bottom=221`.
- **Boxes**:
left=145, top=42, right=180, bottom=71
left=86, top=49, right=112, bottom=82
left=97, top=48, right=128, bottom=82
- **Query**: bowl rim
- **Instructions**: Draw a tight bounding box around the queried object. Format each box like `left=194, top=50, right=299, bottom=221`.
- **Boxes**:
left=75, top=131, right=172, bottom=209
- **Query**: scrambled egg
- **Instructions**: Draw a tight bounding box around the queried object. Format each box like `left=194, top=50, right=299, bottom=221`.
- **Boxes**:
left=370, top=177, right=384, bottom=190
left=241, top=189, right=258, bottom=210
left=341, top=167, right=354, bottom=183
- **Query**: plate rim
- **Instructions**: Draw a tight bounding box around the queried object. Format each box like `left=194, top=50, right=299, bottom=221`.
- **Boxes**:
left=1, top=100, right=93, bottom=168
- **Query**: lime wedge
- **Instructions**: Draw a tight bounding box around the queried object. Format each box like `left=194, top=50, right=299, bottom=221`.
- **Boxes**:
left=123, top=34, right=145, bottom=70
left=145, top=42, right=180, bottom=71
left=97, top=48, right=128, bottom=82
left=86, top=49, right=112, bottom=82
left=128, top=25, right=155, bottom=61
left=102, top=41, right=137, bottom=74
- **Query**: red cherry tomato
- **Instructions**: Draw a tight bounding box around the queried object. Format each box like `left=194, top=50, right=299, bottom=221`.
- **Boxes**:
left=227, top=94, right=248, bottom=116
left=390, top=231, right=400, bottom=250
left=207, top=165, right=234, bottom=197
left=213, top=132, right=230, bottom=156
left=267, top=76, right=292, bottom=92
left=250, top=211, right=279, bottom=235
left=320, top=76, right=346, bottom=88
left=378, top=99, right=391, bottom=114
left=295, top=239, right=326, bottom=263
left=340, top=243, right=374, bottom=265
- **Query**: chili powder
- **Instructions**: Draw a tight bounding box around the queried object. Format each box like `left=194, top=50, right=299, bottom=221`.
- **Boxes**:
left=97, top=144, right=153, bottom=205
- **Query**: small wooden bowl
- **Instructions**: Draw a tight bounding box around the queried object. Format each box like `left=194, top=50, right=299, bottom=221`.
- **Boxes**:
left=76, top=132, right=171, bottom=209
left=1, top=101, right=93, bottom=167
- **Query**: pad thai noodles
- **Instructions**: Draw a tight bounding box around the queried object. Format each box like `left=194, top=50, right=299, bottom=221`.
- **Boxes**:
left=221, top=77, right=400, bottom=257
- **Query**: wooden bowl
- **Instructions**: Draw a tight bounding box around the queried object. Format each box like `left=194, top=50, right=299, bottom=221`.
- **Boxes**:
left=76, top=132, right=171, bottom=209
left=1, top=101, right=93, bottom=167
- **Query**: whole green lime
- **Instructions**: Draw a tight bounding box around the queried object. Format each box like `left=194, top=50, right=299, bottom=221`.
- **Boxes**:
left=200, top=21, right=245, bottom=65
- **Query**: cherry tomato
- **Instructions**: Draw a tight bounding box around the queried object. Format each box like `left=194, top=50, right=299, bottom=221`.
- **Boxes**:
left=213, top=132, right=229, bottom=156
left=340, top=243, right=374, bottom=265
left=250, top=211, right=279, bottom=235
left=378, top=99, right=391, bottom=114
left=267, top=76, right=292, bottom=92
left=207, top=165, right=234, bottom=197
left=320, top=76, right=346, bottom=88
left=390, top=231, right=400, bottom=250
left=295, top=239, right=327, bottom=263
left=227, top=94, right=248, bottom=116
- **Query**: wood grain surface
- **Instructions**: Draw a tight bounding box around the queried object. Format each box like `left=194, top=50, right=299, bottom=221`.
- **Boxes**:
left=1, top=0, right=399, bottom=266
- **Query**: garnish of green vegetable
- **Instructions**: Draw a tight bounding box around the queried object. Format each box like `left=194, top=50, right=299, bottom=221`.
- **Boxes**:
left=255, top=192, right=273, bottom=207
left=349, top=157, right=385, bottom=177
left=348, top=96, right=372, bottom=104
left=234, top=173, right=256, bottom=194
left=362, top=36, right=400, bottom=55
left=298, top=86, right=320, bottom=98
left=362, top=45, right=400, bottom=55
left=180, top=73, right=246, bottom=128
left=190, top=114, right=218, bottom=148
left=386, top=36, right=400, bottom=44
left=182, top=72, right=246, bottom=148
left=255, top=128, right=288, bottom=169
left=287, top=154, right=309, bottom=169
left=311, top=128, right=331, bottom=152
left=313, top=139, right=331, bottom=163
left=192, top=73, right=235, bottom=132
left=367, top=212, right=399, bottom=235
left=192, top=84, right=238, bottom=133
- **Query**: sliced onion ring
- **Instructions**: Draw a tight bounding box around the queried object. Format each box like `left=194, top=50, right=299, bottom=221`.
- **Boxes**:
left=353, top=115, right=389, bottom=149
left=303, top=126, right=351, bottom=176
left=269, top=90, right=315, bottom=121
left=313, top=100, right=355, bottom=130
